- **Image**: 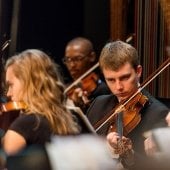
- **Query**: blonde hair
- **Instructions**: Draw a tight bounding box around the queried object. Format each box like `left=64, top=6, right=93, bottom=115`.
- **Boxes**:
left=5, top=49, right=79, bottom=135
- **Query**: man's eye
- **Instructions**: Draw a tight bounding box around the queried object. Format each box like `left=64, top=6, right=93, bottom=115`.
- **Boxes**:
left=7, top=83, right=13, bottom=88
left=123, top=77, right=129, bottom=80
left=106, top=79, right=115, bottom=82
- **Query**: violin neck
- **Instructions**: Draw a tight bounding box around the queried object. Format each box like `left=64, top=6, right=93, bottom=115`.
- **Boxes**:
left=116, top=111, right=123, bottom=137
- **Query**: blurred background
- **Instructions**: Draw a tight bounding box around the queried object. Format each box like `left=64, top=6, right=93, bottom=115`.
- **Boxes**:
left=0, top=0, right=169, bottom=98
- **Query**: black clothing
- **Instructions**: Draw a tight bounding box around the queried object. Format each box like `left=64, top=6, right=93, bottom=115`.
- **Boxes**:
left=89, top=79, right=111, bottom=102
left=9, top=110, right=93, bottom=145
left=4, top=109, right=94, bottom=170
left=76, top=79, right=111, bottom=113
left=86, top=90, right=169, bottom=169
left=6, top=145, right=52, bottom=170
left=9, top=114, right=52, bottom=145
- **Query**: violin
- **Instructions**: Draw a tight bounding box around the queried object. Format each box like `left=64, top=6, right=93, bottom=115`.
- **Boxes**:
left=109, top=92, right=148, bottom=136
left=64, top=63, right=100, bottom=107
left=0, top=101, right=27, bottom=131
left=66, top=72, right=99, bottom=97
left=94, top=91, right=148, bottom=135
left=64, top=62, right=99, bottom=95
left=0, top=101, right=27, bottom=113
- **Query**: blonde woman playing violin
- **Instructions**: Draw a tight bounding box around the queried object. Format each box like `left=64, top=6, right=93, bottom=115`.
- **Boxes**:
left=1, top=49, right=80, bottom=155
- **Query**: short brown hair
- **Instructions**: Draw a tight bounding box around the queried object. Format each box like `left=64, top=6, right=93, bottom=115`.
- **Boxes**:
left=99, top=40, right=139, bottom=71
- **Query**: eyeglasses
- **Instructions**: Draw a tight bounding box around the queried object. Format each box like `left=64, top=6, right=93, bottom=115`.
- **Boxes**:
left=62, top=55, right=86, bottom=65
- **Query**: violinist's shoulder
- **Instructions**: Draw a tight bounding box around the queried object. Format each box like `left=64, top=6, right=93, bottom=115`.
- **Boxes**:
left=86, top=94, right=117, bottom=123
left=142, top=90, right=170, bottom=110
left=92, top=80, right=111, bottom=97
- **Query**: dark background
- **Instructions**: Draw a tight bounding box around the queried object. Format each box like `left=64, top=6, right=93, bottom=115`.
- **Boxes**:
left=0, top=0, right=110, bottom=78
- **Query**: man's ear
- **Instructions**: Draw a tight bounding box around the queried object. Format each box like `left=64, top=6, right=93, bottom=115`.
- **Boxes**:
left=136, top=65, right=142, bottom=78
left=89, top=51, right=96, bottom=63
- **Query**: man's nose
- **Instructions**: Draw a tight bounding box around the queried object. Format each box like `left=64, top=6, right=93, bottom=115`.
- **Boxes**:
left=115, top=81, right=123, bottom=90
left=6, top=90, right=11, bottom=98
left=67, top=61, right=78, bottom=69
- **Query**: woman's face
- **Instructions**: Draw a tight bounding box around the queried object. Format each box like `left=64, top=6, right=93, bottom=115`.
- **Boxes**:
left=6, top=65, right=23, bottom=102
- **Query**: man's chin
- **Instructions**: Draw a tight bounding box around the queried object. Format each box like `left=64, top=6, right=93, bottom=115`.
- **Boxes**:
left=118, top=97, right=126, bottom=102
left=71, top=72, right=84, bottom=80
left=117, top=96, right=129, bottom=102
left=71, top=75, right=80, bottom=80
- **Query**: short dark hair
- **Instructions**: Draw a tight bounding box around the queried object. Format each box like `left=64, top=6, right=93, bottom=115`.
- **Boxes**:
left=99, top=40, right=139, bottom=71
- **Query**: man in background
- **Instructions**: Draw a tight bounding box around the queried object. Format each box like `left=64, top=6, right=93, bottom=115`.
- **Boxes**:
left=62, top=37, right=110, bottom=112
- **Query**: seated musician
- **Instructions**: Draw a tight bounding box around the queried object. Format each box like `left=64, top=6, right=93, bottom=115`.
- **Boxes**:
left=86, top=40, right=169, bottom=170
left=62, top=37, right=110, bottom=112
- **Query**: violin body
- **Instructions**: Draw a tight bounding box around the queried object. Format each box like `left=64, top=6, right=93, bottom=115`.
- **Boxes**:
left=1, top=101, right=27, bottom=113
left=66, top=72, right=99, bottom=97
left=94, top=92, right=148, bottom=136
left=80, top=72, right=99, bottom=96
left=108, top=92, right=148, bottom=136
left=0, top=101, right=27, bottom=131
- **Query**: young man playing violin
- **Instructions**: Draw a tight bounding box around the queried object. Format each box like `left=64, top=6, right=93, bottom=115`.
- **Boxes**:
left=62, top=37, right=110, bottom=112
left=86, top=40, right=169, bottom=170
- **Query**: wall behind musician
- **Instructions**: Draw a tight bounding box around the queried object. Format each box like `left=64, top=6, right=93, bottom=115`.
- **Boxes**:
left=62, top=37, right=111, bottom=112
left=86, top=40, right=169, bottom=170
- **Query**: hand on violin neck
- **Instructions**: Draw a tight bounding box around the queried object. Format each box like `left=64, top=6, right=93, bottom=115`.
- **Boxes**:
left=107, top=132, right=120, bottom=148
left=69, top=87, right=90, bottom=106
left=107, top=132, right=133, bottom=156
